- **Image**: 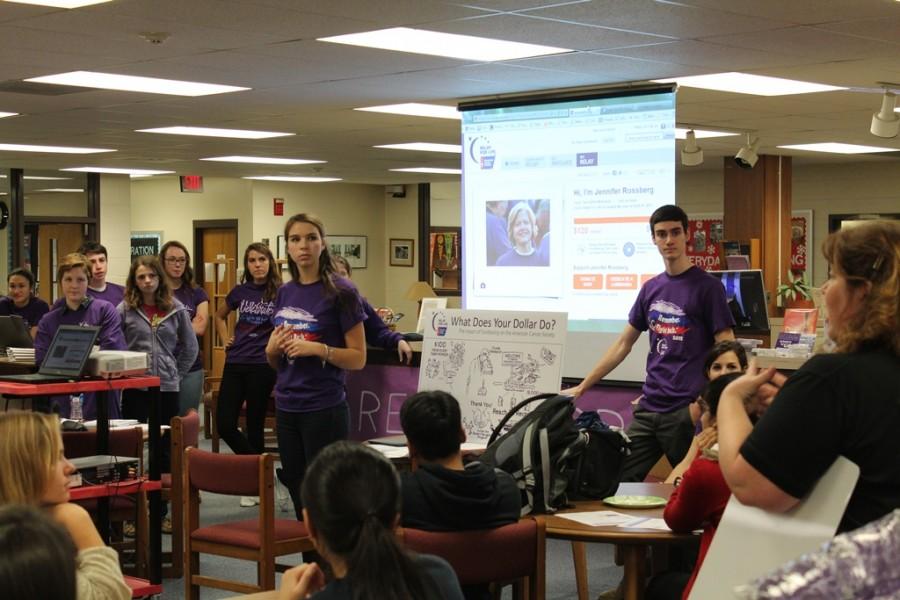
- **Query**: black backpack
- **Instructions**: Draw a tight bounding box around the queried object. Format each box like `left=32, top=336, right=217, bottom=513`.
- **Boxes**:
left=568, top=411, right=631, bottom=500
left=480, top=393, right=588, bottom=515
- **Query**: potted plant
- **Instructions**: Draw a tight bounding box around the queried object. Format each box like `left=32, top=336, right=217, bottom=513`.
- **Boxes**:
left=776, top=271, right=814, bottom=308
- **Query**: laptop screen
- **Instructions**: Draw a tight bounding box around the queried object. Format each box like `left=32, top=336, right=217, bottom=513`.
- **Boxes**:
left=41, top=326, right=100, bottom=376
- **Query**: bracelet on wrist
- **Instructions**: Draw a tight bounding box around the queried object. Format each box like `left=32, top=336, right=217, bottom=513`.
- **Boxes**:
left=322, top=343, right=333, bottom=367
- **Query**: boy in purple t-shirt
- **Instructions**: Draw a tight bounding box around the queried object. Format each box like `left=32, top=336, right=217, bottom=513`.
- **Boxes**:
left=569, top=205, right=734, bottom=482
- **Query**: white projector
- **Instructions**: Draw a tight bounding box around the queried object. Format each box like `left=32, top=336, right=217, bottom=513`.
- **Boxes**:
left=86, top=350, right=149, bottom=378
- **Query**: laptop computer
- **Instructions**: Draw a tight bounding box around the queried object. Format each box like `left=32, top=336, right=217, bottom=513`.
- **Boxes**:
left=0, top=325, right=99, bottom=384
left=0, top=315, right=34, bottom=351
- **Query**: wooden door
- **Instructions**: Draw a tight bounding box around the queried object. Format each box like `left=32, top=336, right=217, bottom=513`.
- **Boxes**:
left=34, top=223, right=84, bottom=303
left=196, top=226, right=237, bottom=379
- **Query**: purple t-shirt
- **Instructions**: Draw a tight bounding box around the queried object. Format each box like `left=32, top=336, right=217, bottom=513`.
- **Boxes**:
left=270, top=278, right=364, bottom=413
left=496, top=247, right=549, bottom=267
left=173, top=284, right=209, bottom=372
left=0, top=296, right=50, bottom=329
left=628, top=266, right=734, bottom=413
left=88, top=283, right=124, bottom=308
left=225, top=282, right=277, bottom=365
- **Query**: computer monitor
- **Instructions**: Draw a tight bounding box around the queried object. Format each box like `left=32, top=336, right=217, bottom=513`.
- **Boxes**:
left=709, top=269, right=770, bottom=331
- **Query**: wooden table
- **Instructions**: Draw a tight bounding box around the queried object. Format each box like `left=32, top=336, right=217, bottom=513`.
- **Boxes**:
left=542, top=482, right=696, bottom=600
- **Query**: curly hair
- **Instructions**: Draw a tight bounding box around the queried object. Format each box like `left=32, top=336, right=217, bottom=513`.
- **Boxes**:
left=124, top=255, right=173, bottom=312
left=822, top=220, right=900, bottom=357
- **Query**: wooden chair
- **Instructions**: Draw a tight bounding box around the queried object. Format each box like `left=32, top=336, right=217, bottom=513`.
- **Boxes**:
left=401, top=518, right=546, bottom=600
left=161, top=409, right=200, bottom=578
left=183, top=448, right=314, bottom=598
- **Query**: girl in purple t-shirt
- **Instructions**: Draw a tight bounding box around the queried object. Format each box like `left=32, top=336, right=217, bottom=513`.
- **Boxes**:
left=265, top=214, right=366, bottom=519
left=214, top=243, right=281, bottom=505
left=0, top=268, right=50, bottom=338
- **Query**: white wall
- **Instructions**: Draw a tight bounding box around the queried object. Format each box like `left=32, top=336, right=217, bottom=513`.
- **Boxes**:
left=99, top=174, right=132, bottom=286
left=384, top=185, right=420, bottom=323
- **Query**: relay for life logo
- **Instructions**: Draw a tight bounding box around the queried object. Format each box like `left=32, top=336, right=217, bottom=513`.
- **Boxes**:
left=431, top=311, right=449, bottom=336
left=468, top=136, right=496, bottom=170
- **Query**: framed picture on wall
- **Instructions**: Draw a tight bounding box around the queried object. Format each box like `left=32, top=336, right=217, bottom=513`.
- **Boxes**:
left=389, top=238, right=414, bottom=267
left=329, top=235, right=367, bottom=269
left=429, top=226, right=461, bottom=295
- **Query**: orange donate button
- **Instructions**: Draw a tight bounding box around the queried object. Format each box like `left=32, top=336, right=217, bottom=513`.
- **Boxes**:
left=607, top=274, right=638, bottom=290
left=573, top=274, right=603, bottom=289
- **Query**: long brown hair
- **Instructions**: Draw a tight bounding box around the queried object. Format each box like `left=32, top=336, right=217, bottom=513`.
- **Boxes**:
left=822, top=220, right=900, bottom=356
left=159, top=240, right=195, bottom=288
left=283, top=213, right=352, bottom=308
left=242, top=242, right=281, bottom=302
left=124, top=255, right=173, bottom=312
left=0, top=412, right=61, bottom=506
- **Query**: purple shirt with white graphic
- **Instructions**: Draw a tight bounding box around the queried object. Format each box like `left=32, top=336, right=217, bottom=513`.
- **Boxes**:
left=628, top=266, right=734, bottom=413
left=0, top=296, right=50, bottom=329
left=271, top=278, right=364, bottom=413
left=225, top=282, right=276, bottom=364
left=173, top=284, right=209, bottom=372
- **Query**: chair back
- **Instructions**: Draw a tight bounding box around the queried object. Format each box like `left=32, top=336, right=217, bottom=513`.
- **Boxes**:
left=174, top=410, right=200, bottom=453
left=689, top=456, right=860, bottom=599
left=402, top=518, right=545, bottom=593
left=185, top=447, right=268, bottom=497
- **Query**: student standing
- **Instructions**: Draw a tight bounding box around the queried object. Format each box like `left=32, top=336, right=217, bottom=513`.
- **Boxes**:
left=78, top=241, right=125, bottom=307
left=160, top=241, right=209, bottom=416
left=265, top=214, right=366, bottom=519
left=0, top=268, right=49, bottom=338
left=568, top=205, right=734, bottom=482
left=214, top=243, right=280, bottom=506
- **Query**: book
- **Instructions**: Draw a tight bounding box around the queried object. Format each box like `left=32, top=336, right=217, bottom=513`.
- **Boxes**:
left=783, top=308, right=818, bottom=335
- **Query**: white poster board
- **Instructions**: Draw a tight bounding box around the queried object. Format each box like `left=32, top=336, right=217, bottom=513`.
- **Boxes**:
left=417, top=309, right=568, bottom=443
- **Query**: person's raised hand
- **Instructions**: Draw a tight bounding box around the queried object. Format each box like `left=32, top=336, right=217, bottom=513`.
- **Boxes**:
left=278, top=563, right=326, bottom=600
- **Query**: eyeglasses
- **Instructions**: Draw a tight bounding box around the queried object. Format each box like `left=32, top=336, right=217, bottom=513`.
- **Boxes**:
left=165, top=257, right=187, bottom=265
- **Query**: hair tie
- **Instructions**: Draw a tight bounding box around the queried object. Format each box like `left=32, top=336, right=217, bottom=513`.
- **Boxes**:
left=869, top=254, right=884, bottom=279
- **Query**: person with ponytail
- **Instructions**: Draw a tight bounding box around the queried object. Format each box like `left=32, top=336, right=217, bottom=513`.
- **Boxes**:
left=265, top=214, right=366, bottom=518
left=277, top=441, right=463, bottom=600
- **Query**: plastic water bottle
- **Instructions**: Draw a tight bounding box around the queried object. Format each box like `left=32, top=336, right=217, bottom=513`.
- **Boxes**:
left=70, top=395, right=84, bottom=422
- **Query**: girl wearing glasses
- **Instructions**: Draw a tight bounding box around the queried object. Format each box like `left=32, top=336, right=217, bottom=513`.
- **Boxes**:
left=160, top=241, right=209, bottom=416
left=265, top=214, right=366, bottom=519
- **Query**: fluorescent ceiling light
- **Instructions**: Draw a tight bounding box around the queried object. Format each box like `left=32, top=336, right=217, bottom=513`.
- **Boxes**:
left=26, top=71, right=249, bottom=97
left=390, top=167, right=461, bottom=175
left=61, top=167, right=175, bottom=177
left=777, top=143, right=900, bottom=154
left=356, top=103, right=460, bottom=120
left=32, top=188, right=84, bottom=192
left=0, top=142, right=114, bottom=154
left=23, top=176, right=70, bottom=180
left=319, top=27, right=571, bottom=61
left=3, top=0, right=112, bottom=7
left=653, top=72, right=845, bottom=96
left=243, top=176, right=341, bottom=183
left=137, top=126, right=293, bottom=139
left=674, top=127, right=738, bottom=139
left=0, top=112, right=17, bottom=119
left=201, top=156, right=324, bottom=165
left=375, top=142, right=461, bottom=153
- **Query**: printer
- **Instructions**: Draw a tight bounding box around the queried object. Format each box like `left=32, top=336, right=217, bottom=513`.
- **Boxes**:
left=86, top=350, right=149, bottom=378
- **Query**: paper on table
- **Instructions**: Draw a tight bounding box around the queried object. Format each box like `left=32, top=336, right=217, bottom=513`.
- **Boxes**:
left=368, top=444, right=409, bottom=459
left=619, top=517, right=672, bottom=531
left=556, top=511, right=637, bottom=527
left=460, top=442, right=487, bottom=452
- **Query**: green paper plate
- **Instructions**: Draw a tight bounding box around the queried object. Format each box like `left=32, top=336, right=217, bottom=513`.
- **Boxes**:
left=602, top=495, right=667, bottom=508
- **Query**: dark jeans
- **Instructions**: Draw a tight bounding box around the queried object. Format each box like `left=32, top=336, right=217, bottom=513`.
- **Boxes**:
left=216, top=363, right=276, bottom=455
left=276, top=403, right=349, bottom=520
left=121, top=388, right=179, bottom=473
left=620, top=405, right=694, bottom=482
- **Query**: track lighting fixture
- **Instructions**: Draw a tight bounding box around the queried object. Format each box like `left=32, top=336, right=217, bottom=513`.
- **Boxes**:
left=734, top=134, right=760, bottom=169
left=870, top=90, right=899, bottom=138
left=680, top=130, right=703, bottom=166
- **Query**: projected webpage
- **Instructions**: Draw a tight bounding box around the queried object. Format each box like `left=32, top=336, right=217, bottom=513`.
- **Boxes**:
left=462, top=91, right=675, bottom=334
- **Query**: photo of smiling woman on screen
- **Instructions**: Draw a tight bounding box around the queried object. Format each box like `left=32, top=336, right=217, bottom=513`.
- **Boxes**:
left=496, top=202, right=549, bottom=267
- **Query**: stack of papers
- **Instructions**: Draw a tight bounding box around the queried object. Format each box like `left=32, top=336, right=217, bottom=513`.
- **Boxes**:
left=6, top=347, right=35, bottom=362
left=557, top=511, right=673, bottom=531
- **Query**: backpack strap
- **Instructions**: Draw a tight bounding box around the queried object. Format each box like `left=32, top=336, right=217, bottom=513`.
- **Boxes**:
left=487, top=392, right=566, bottom=445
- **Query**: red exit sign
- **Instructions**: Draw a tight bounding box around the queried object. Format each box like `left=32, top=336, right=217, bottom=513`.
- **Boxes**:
left=180, top=175, right=204, bottom=193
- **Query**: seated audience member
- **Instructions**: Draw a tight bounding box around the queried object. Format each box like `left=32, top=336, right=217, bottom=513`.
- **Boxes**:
left=0, top=268, right=49, bottom=338
left=718, top=221, right=900, bottom=533
left=686, top=340, right=748, bottom=431
left=399, top=390, right=521, bottom=532
left=35, top=253, right=127, bottom=419
left=276, top=441, right=464, bottom=600
left=332, top=255, right=413, bottom=364
left=648, top=372, right=749, bottom=600
left=0, top=412, right=130, bottom=600
left=0, top=504, right=78, bottom=600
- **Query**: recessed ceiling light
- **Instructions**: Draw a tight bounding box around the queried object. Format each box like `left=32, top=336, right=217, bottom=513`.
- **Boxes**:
left=0, top=112, right=17, bottom=119
left=243, top=176, right=342, bottom=183
left=33, top=188, right=84, bottom=193
left=0, top=143, right=114, bottom=154
left=777, top=143, right=900, bottom=154
left=375, top=143, right=462, bottom=153
left=136, top=126, right=293, bottom=139
left=26, top=71, right=249, bottom=97
left=201, top=156, right=325, bottom=165
left=61, top=167, right=175, bottom=176
left=653, top=72, right=845, bottom=96
left=356, top=103, right=460, bottom=120
left=3, top=0, right=112, bottom=8
left=319, top=27, right=571, bottom=61
left=674, top=127, right=739, bottom=139
left=390, top=167, right=461, bottom=175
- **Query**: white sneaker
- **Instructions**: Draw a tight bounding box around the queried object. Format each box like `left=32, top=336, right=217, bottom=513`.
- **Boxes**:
left=274, top=478, right=290, bottom=513
left=240, top=496, right=259, bottom=507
